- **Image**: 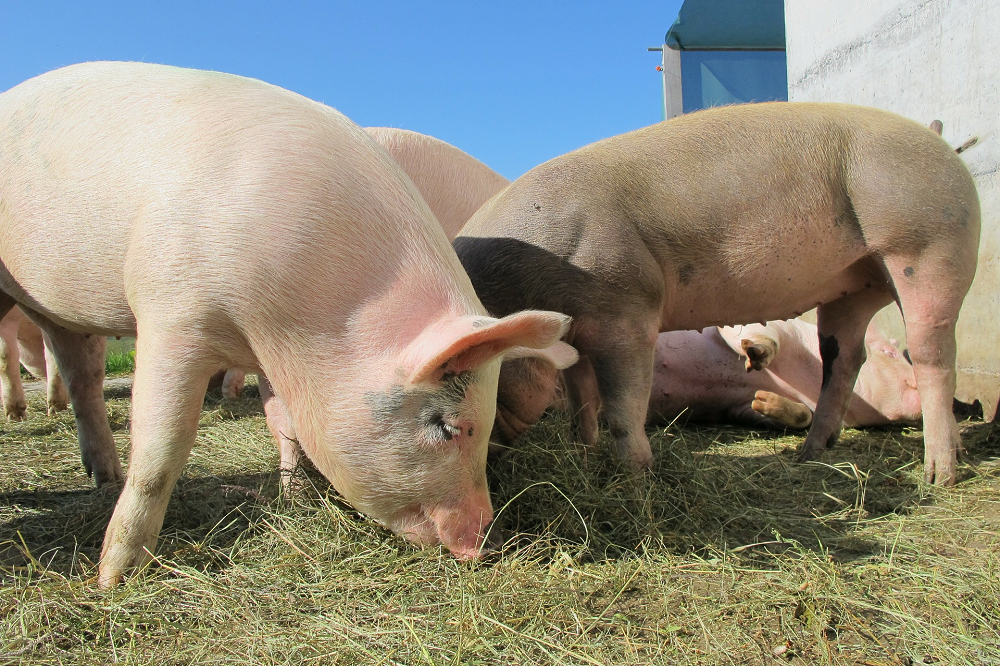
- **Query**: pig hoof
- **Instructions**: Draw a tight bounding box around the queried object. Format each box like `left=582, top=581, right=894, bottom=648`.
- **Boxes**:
left=741, top=338, right=777, bottom=371
left=752, top=391, right=812, bottom=429
left=88, top=459, right=125, bottom=488
left=97, top=568, right=124, bottom=588
left=48, top=401, right=69, bottom=416
left=5, top=402, right=27, bottom=421
left=794, top=443, right=824, bottom=463
left=923, top=459, right=956, bottom=487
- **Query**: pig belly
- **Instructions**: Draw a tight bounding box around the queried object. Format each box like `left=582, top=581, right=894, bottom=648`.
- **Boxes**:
left=660, top=235, right=880, bottom=332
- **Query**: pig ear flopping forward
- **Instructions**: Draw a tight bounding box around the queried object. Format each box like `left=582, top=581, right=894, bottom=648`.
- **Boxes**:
left=405, top=311, right=576, bottom=385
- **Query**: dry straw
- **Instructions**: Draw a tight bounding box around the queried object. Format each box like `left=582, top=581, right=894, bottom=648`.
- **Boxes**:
left=2, top=379, right=998, bottom=665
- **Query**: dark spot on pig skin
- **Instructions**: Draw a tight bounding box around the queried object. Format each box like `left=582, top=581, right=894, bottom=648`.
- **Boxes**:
left=818, top=334, right=840, bottom=389
left=533, top=203, right=542, bottom=211
left=904, top=266, right=915, bottom=277
left=677, top=262, right=695, bottom=285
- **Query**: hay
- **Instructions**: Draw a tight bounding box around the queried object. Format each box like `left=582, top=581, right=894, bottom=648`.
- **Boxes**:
left=1, top=382, right=998, bottom=665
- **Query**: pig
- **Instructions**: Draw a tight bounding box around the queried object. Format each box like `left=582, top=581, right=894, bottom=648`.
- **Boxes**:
left=0, top=61, right=576, bottom=586
left=645, top=319, right=923, bottom=429
left=0, top=306, right=68, bottom=419
left=219, top=127, right=511, bottom=400
left=455, top=102, right=980, bottom=486
left=255, top=128, right=513, bottom=485
left=364, top=127, right=512, bottom=239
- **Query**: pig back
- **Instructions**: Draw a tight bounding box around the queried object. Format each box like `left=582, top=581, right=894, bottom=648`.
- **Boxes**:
left=0, top=62, right=472, bottom=340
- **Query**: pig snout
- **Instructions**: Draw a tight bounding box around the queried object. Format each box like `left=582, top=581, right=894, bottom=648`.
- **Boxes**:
left=400, top=493, right=495, bottom=559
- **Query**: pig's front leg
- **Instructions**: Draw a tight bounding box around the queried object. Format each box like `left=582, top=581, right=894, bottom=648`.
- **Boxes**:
left=718, top=323, right=782, bottom=372
left=258, top=373, right=303, bottom=491
left=99, top=328, right=215, bottom=586
left=27, top=312, right=123, bottom=486
left=562, top=355, right=600, bottom=450
left=578, top=320, right=658, bottom=469
left=799, top=289, right=893, bottom=461
left=0, top=308, right=27, bottom=421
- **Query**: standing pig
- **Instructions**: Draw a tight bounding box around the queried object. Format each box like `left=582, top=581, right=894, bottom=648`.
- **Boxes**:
left=645, top=319, right=923, bottom=429
left=364, top=127, right=511, bottom=239
left=0, top=306, right=68, bottom=419
left=0, top=61, right=575, bottom=585
left=456, top=102, right=980, bottom=485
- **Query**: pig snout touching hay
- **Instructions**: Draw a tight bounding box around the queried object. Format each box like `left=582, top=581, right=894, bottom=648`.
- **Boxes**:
left=0, top=61, right=576, bottom=585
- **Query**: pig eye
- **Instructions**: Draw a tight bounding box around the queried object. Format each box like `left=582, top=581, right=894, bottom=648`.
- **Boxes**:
left=429, top=414, right=462, bottom=441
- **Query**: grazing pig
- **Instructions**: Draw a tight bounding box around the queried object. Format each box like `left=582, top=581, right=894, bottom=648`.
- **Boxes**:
left=0, top=61, right=575, bottom=585
left=455, top=102, right=980, bottom=485
left=645, top=319, right=923, bottom=429
left=219, top=127, right=511, bottom=400
left=0, top=306, right=68, bottom=419
left=258, top=128, right=513, bottom=482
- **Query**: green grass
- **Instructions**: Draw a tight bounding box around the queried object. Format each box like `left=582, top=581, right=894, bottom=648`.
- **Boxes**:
left=104, top=339, right=136, bottom=377
left=1, top=379, right=998, bottom=665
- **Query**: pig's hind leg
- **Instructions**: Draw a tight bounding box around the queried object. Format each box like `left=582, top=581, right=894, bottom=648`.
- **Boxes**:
left=0, top=306, right=27, bottom=420
left=259, top=373, right=304, bottom=492
left=885, top=255, right=975, bottom=486
left=25, top=311, right=124, bottom=486
left=99, top=326, right=217, bottom=586
left=797, top=288, right=893, bottom=462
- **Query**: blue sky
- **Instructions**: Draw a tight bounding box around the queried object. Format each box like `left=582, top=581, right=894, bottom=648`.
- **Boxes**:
left=1, top=2, right=683, bottom=179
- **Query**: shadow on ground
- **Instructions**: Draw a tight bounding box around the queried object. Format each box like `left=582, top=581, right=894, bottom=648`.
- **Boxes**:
left=3, top=385, right=996, bottom=580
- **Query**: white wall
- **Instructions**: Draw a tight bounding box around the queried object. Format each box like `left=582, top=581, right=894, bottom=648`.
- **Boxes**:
left=786, top=0, right=1000, bottom=416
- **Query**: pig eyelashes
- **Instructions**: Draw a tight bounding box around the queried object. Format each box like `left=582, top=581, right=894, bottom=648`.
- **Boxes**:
left=428, top=414, right=464, bottom=441
left=420, top=371, right=478, bottom=443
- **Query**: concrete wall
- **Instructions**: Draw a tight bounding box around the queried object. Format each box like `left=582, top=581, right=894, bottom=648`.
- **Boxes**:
left=786, top=0, right=1000, bottom=416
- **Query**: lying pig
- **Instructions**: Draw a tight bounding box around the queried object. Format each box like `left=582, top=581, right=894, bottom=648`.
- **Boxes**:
left=0, top=61, right=575, bottom=585
left=645, top=319, right=922, bottom=429
left=218, top=127, right=511, bottom=399
left=0, top=306, right=68, bottom=419
left=456, top=102, right=980, bottom=486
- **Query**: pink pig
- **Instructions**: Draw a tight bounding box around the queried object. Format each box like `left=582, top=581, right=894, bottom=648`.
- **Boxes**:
left=0, top=306, right=68, bottom=419
left=456, top=102, right=980, bottom=485
left=645, top=319, right=923, bottom=429
left=0, top=62, right=575, bottom=585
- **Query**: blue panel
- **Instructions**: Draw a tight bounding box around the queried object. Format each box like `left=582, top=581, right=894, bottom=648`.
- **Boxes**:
left=680, top=50, right=787, bottom=113
left=666, top=0, right=786, bottom=50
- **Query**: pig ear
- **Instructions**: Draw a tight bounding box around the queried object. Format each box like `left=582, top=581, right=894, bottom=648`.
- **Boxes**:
left=405, top=311, right=572, bottom=385
left=502, top=341, right=579, bottom=370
